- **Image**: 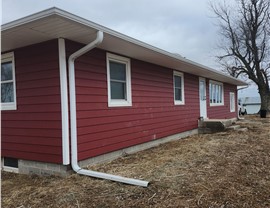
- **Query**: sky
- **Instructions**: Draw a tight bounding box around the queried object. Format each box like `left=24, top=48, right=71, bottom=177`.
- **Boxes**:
left=1, top=0, right=260, bottom=98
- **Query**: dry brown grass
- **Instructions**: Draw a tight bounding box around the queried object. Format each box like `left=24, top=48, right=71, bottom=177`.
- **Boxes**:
left=2, top=115, right=270, bottom=208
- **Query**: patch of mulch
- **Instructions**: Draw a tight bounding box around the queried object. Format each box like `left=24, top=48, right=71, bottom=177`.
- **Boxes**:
left=2, top=115, right=270, bottom=207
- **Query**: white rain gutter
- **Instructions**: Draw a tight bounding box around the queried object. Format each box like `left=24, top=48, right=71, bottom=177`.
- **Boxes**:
left=68, top=31, right=149, bottom=187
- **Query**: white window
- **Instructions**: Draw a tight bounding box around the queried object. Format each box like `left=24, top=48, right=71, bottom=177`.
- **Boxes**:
left=107, top=53, right=132, bottom=107
left=209, top=80, right=224, bottom=106
left=230, top=92, right=235, bottom=112
left=173, top=71, right=185, bottom=105
left=1, top=52, right=17, bottom=110
left=2, top=157, right=18, bottom=173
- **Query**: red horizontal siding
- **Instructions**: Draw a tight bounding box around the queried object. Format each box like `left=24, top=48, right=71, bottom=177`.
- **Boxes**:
left=17, top=86, right=61, bottom=97
left=1, top=150, right=62, bottom=163
left=2, top=128, right=61, bottom=137
left=17, top=78, right=60, bottom=89
left=79, top=122, right=196, bottom=149
left=2, top=120, right=61, bottom=129
left=14, top=104, right=61, bottom=113
left=65, top=40, right=200, bottom=161
left=2, top=135, right=61, bottom=146
left=77, top=110, right=195, bottom=130
left=1, top=40, right=62, bottom=163
left=2, top=143, right=61, bottom=155
left=3, top=112, right=61, bottom=121
left=1, top=38, right=238, bottom=165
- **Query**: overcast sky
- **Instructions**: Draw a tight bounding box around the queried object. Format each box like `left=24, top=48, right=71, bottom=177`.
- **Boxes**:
left=1, top=0, right=259, bottom=98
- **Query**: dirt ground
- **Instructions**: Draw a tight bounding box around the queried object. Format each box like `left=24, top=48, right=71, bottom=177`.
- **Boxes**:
left=2, top=115, right=270, bottom=208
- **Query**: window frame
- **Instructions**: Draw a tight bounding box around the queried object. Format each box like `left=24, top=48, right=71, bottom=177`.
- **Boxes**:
left=173, top=71, right=185, bottom=105
left=106, top=53, right=132, bottom=107
left=230, top=92, right=236, bottom=112
left=209, top=80, right=224, bottom=106
left=1, top=52, right=17, bottom=111
left=1, top=157, right=19, bottom=173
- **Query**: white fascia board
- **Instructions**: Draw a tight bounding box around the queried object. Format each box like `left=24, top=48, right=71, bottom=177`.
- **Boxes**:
left=2, top=7, right=60, bottom=31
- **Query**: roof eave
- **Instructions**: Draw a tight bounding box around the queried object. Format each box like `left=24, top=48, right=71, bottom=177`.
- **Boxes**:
left=1, top=7, right=248, bottom=86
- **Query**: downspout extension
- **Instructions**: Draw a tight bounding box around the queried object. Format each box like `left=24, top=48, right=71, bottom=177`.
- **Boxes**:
left=68, top=31, right=149, bottom=187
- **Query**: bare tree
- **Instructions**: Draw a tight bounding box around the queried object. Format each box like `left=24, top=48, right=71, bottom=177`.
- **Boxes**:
left=211, top=0, right=270, bottom=115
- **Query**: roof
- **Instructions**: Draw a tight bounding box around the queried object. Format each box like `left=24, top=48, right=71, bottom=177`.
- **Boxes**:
left=1, top=7, right=247, bottom=86
left=240, top=97, right=261, bottom=105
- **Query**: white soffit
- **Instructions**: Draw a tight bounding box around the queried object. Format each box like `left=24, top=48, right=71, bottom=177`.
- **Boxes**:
left=1, top=7, right=247, bottom=86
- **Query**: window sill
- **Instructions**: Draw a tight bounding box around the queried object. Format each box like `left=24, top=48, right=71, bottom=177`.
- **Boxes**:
left=2, top=166, right=19, bottom=173
left=210, top=103, right=224, bottom=107
left=174, top=101, right=185, bottom=105
left=108, top=100, right=132, bottom=107
left=1, top=103, right=17, bottom=111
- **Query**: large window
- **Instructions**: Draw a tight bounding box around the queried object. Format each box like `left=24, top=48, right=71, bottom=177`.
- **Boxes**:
left=230, top=92, right=235, bottom=112
left=209, top=80, right=223, bottom=106
left=1, top=52, right=16, bottom=110
left=173, top=71, right=185, bottom=105
left=107, top=53, right=132, bottom=107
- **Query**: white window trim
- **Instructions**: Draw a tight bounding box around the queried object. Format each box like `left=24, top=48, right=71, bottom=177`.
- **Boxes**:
left=209, top=80, right=224, bottom=106
left=1, top=52, right=17, bottom=110
left=173, top=71, right=185, bottom=105
left=230, top=92, right=236, bottom=112
left=107, top=53, right=132, bottom=107
left=1, top=158, right=19, bottom=173
left=2, top=166, right=19, bottom=173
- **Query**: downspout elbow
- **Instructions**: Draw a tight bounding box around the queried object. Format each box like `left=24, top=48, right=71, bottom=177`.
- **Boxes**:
left=71, top=162, right=81, bottom=172
left=69, top=31, right=103, bottom=61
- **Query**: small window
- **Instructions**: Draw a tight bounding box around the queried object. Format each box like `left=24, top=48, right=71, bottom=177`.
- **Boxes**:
left=1, top=52, right=17, bottom=110
left=209, top=80, right=224, bottom=106
left=173, top=71, right=185, bottom=105
left=230, top=92, right=235, bottom=112
left=107, top=53, right=132, bottom=107
left=2, top=157, right=19, bottom=173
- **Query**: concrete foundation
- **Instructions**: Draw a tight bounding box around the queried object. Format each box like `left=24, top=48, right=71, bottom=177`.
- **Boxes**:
left=18, top=160, right=72, bottom=176
left=1, top=158, right=71, bottom=176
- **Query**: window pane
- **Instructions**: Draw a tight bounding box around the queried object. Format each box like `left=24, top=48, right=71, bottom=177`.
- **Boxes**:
left=110, top=61, right=126, bottom=81
left=174, top=76, right=181, bottom=88
left=1, top=62, right=13, bottom=81
left=220, top=86, right=223, bottom=102
left=111, top=81, right=126, bottom=99
left=209, top=83, right=212, bottom=103
left=1, top=83, right=14, bottom=102
left=200, top=80, right=205, bottom=100
left=175, top=88, right=182, bottom=101
left=230, top=93, right=234, bottom=111
left=216, top=86, right=218, bottom=103
left=212, top=84, right=216, bottom=103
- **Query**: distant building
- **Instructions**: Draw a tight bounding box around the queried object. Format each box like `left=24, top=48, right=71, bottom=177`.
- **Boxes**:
left=239, top=97, right=261, bottom=114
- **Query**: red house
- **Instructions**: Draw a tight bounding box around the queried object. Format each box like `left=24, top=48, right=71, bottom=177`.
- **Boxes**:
left=1, top=8, right=246, bottom=186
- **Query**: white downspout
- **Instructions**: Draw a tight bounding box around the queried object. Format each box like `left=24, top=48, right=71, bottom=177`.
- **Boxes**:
left=68, top=31, right=149, bottom=187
